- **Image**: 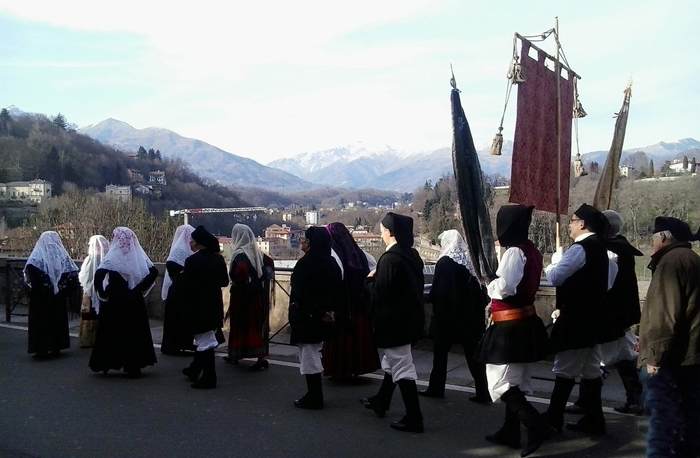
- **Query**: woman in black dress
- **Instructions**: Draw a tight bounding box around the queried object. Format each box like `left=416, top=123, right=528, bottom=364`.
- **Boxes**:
left=160, top=224, right=196, bottom=355
left=88, top=227, right=158, bottom=378
left=24, top=231, right=80, bottom=359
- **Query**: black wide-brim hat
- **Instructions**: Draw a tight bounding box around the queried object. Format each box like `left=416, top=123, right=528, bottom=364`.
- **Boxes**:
left=574, top=203, right=609, bottom=237
left=653, top=216, right=696, bottom=242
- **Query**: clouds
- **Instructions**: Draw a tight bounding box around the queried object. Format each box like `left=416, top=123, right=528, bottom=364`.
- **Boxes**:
left=1, top=0, right=699, bottom=164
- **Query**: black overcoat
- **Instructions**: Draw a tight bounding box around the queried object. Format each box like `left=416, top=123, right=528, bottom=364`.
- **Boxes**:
left=367, top=244, right=425, bottom=348
left=179, top=249, right=229, bottom=335
left=289, top=233, right=343, bottom=345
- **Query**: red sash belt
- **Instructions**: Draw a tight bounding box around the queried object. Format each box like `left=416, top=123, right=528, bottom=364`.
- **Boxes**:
left=492, top=305, right=536, bottom=322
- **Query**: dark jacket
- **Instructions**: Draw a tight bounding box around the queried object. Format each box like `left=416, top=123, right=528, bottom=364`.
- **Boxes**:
left=180, top=249, right=229, bottom=335
left=367, top=244, right=425, bottom=348
left=289, top=229, right=344, bottom=345
left=639, top=241, right=700, bottom=368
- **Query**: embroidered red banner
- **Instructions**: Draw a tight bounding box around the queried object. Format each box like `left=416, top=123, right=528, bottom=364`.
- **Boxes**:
left=509, top=40, right=575, bottom=215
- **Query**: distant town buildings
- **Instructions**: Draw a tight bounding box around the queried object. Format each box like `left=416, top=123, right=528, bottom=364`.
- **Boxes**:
left=305, top=211, right=320, bottom=225
left=0, top=179, right=52, bottom=203
left=619, top=165, right=634, bottom=177
left=105, top=184, right=132, bottom=201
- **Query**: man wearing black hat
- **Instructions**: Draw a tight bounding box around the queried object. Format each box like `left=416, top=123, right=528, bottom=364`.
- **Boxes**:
left=360, top=212, right=425, bottom=433
left=475, top=204, right=554, bottom=457
left=639, top=216, right=700, bottom=458
left=543, top=203, right=619, bottom=435
left=180, top=225, right=229, bottom=389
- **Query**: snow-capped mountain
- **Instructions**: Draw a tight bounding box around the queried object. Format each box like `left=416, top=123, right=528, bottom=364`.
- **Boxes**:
left=267, top=142, right=514, bottom=192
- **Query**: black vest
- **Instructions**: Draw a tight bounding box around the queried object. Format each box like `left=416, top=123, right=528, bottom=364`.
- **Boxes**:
left=550, top=234, right=618, bottom=352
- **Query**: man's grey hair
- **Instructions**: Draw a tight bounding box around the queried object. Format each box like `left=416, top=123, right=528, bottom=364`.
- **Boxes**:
left=602, top=210, right=623, bottom=236
left=653, top=230, right=675, bottom=241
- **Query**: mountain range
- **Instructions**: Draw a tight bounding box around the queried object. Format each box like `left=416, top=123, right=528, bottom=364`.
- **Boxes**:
left=8, top=107, right=698, bottom=193
left=78, top=117, right=516, bottom=192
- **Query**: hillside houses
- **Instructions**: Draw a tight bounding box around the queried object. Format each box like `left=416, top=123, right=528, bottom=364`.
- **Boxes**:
left=0, top=179, right=52, bottom=204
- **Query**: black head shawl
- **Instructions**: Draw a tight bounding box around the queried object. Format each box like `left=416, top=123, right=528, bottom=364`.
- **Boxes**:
left=381, top=212, right=414, bottom=248
left=191, top=225, right=220, bottom=253
left=574, top=203, right=610, bottom=238
left=305, top=226, right=332, bottom=257
left=496, top=204, right=534, bottom=247
left=653, top=216, right=697, bottom=242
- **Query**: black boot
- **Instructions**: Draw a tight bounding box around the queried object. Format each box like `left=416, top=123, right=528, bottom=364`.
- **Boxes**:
left=295, top=373, right=324, bottom=410
left=390, top=379, right=424, bottom=433
left=566, top=377, right=606, bottom=435
left=360, top=372, right=396, bottom=418
left=485, top=404, right=521, bottom=449
left=502, top=386, right=555, bottom=457
left=182, top=351, right=203, bottom=382
left=614, top=360, right=643, bottom=414
left=191, top=349, right=217, bottom=389
left=565, top=382, right=588, bottom=414
left=545, top=376, right=576, bottom=432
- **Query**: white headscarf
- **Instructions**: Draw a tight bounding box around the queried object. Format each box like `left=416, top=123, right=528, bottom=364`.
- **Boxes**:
left=230, top=224, right=263, bottom=278
left=24, top=231, right=79, bottom=294
left=161, top=224, right=195, bottom=300
left=99, top=227, right=154, bottom=290
left=78, top=235, right=110, bottom=312
left=438, top=229, right=477, bottom=277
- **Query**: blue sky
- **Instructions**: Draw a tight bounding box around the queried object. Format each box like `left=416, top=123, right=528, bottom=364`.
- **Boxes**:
left=1, top=0, right=698, bottom=164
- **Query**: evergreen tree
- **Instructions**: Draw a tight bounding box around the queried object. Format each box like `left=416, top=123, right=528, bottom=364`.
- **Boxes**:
left=0, top=108, right=11, bottom=136
left=137, top=146, right=148, bottom=160
left=52, top=113, right=68, bottom=130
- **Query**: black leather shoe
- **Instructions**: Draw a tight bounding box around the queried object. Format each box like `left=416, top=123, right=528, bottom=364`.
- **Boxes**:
left=295, top=396, right=323, bottom=410
left=564, top=404, right=585, bottom=414
left=418, top=389, right=444, bottom=399
left=485, top=433, right=520, bottom=449
left=469, top=395, right=492, bottom=405
left=359, top=398, right=387, bottom=418
left=390, top=416, right=424, bottom=433
left=249, top=359, right=269, bottom=371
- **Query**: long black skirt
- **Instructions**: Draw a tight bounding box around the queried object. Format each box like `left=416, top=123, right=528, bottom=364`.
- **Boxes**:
left=474, top=315, right=550, bottom=365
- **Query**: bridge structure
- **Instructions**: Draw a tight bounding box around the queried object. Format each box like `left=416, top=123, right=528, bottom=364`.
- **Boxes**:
left=168, top=206, right=267, bottom=225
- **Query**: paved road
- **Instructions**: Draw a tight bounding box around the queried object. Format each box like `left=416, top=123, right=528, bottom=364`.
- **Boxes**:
left=0, top=325, right=647, bottom=458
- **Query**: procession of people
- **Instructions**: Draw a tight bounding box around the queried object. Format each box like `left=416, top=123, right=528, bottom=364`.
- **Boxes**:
left=17, top=209, right=700, bottom=457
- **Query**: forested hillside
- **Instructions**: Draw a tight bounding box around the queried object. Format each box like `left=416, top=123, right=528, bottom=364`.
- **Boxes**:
left=0, top=109, right=250, bottom=233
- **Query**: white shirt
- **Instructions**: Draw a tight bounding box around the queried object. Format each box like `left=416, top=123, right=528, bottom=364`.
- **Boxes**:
left=487, top=247, right=526, bottom=300
left=545, top=232, right=617, bottom=290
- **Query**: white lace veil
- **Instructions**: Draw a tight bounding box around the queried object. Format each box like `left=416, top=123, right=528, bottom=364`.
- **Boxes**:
left=161, top=224, right=195, bottom=300
left=78, top=235, right=110, bottom=312
left=230, top=224, right=263, bottom=278
left=24, top=231, right=79, bottom=294
left=438, top=229, right=477, bottom=277
left=99, top=227, right=154, bottom=290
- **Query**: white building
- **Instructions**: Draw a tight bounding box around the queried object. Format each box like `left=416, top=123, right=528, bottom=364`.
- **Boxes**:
left=305, top=211, right=320, bottom=225
left=619, top=165, right=635, bottom=177
left=0, top=179, right=52, bottom=203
